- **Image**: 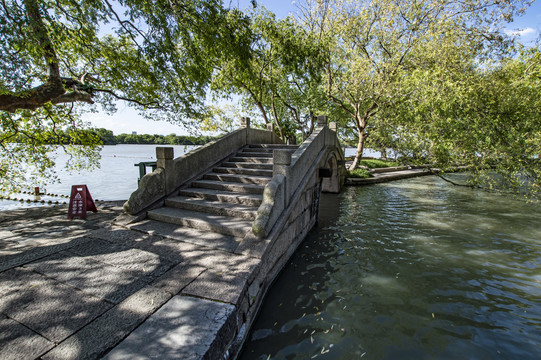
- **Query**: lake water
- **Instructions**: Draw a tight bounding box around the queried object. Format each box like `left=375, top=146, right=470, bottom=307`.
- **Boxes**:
left=0, top=144, right=197, bottom=210
left=240, top=175, right=541, bottom=359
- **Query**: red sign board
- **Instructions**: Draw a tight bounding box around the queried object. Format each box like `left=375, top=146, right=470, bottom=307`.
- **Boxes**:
left=67, top=185, right=98, bottom=219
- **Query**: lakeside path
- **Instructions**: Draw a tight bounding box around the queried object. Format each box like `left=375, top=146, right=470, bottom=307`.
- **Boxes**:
left=0, top=201, right=257, bottom=359
left=0, top=167, right=434, bottom=359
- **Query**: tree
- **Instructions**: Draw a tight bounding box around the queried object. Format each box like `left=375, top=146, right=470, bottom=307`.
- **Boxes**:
left=93, top=128, right=117, bottom=145
left=390, top=47, right=541, bottom=195
left=296, top=0, right=532, bottom=170
left=0, top=0, right=252, bottom=191
left=211, top=7, right=329, bottom=142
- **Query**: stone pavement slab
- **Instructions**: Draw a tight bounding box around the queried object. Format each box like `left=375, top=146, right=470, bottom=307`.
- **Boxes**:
left=0, top=201, right=263, bottom=359
left=130, top=219, right=242, bottom=253
left=150, top=263, right=206, bottom=296
left=181, top=267, right=254, bottom=306
left=0, top=267, right=111, bottom=343
left=24, top=250, right=150, bottom=304
left=0, top=236, right=90, bottom=273
left=0, top=314, right=54, bottom=360
left=42, top=285, right=173, bottom=360
left=90, top=227, right=204, bottom=263
left=67, top=238, right=174, bottom=280
left=104, top=296, right=236, bottom=360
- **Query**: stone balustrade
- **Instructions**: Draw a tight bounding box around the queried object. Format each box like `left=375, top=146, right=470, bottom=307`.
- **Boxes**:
left=123, top=119, right=283, bottom=215
left=252, top=115, right=346, bottom=238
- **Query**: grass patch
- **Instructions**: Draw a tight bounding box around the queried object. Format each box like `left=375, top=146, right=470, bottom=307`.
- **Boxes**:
left=348, top=169, right=373, bottom=178
left=358, top=159, right=398, bottom=168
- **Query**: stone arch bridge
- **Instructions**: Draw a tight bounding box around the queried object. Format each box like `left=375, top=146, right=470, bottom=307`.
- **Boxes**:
left=112, top=115, right=345, bottom=359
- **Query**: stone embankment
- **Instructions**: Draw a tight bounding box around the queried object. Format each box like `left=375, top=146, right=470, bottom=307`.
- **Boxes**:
left=346, top=165, right=433, bottom=185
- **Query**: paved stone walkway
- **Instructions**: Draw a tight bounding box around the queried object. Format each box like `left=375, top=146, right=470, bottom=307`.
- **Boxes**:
left=0, top=202, right=257, bottom=359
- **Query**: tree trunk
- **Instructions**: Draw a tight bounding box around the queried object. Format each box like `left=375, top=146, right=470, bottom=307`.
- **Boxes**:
left=271, top=98, right=285, bottom=140
left=348, top=129, right=366, bottom=171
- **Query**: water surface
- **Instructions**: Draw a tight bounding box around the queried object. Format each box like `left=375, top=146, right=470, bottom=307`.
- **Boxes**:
left=0, top=144, right=196, bottom=210
left=241, top=175, right=541, bottom=359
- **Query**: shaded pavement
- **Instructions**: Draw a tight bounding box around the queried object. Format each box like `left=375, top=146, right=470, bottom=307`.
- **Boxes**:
left=0, top=202, right=257, bottom=359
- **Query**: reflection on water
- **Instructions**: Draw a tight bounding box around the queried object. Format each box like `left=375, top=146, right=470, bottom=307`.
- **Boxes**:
left=241, top=175, right=541, bottom=360
left=0, top=144, right=196, bottom=210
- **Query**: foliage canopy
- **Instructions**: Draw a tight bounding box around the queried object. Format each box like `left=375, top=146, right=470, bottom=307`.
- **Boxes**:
left=0, top=0, right=252, bottom=191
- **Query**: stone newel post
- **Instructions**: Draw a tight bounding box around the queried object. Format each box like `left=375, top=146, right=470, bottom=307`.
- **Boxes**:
left=156, top=147, right=175, bottom=194
left=317, top=115, right=328, bottom=128
left=241, top=117, right=251, bottom=128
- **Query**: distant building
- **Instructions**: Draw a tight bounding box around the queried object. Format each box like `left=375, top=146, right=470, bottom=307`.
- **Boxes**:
left=132, top=131, right=137, bottom=135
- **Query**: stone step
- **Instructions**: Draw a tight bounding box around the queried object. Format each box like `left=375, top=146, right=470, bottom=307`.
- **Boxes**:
left=213, top=167, right=273, bottom=177
left=165, top=196, right=258, bottom=220
left=191, top=180, right=265, bottom=194
left=229, top=156, right=273, bottom=164
left=221, top=162, right=273, bottom=170
left=248, top=144, right=299, bottom=150
left=203, top=173, right=271, bottom=186
left=178, top=188, right=263, bottom=207
left=237, top=151, right=273, bottom=158
left=147, top=207, right=253, bottom=238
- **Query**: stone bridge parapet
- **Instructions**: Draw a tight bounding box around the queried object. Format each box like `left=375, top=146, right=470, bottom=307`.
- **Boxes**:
left=252, top=115, right=346, bottom=238
left=123, top=118, right=283, bottom=216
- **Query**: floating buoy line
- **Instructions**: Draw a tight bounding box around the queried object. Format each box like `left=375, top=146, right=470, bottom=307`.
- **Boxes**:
left=2, top=190, right=71, bottom=198
left=0, top=188, right=101, bottom=205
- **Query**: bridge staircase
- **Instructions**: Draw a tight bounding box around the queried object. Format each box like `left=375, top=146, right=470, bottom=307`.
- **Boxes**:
left=114, top=116, right=346, bottom=360
left=135, top=145, right=298, bottom=245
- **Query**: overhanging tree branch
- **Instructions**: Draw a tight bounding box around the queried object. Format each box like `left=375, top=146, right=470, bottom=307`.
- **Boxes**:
left=92, top=88, right=161, bottom=109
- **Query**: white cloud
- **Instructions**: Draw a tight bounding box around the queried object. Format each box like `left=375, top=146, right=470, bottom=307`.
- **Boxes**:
left=504, top=27, right=537, bottom=37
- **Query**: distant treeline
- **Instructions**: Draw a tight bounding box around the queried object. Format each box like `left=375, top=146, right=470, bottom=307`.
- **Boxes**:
left=8, top=128, right=221, bottom=146
left=94, top=128, right=221, bottom=145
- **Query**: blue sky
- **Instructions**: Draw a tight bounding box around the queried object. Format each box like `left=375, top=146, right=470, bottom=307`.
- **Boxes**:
left=86, top=0, right=541, bottom=136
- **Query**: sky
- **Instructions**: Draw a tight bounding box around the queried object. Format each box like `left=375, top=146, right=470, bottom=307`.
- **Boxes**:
left=85, top=0, right=541, bottom=136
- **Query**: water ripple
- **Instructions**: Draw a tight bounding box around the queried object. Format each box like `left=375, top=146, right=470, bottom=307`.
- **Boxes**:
left=241, top=177, right=541, bottom=360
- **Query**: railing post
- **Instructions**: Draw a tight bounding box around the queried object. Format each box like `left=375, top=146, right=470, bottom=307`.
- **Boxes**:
left=273, top=149, right=292, bottom=207
left=241, top=117, right=251, bottom=128
left=317, top=115, right=328, bottom=128
left=242, top=116, right=251, bottom=144
left=156, top=147, right=174, bottom=194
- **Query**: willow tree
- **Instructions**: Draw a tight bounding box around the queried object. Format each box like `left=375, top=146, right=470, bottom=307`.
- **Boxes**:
left=296, top=0, right=532, bottom=170
left=0, top=0, right=251, bottom=192
left=387, top=47, right=541, bottom=195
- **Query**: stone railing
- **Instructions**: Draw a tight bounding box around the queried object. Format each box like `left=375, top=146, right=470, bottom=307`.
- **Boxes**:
left=252, top=116, right=345, bottom=238
left=123, top=118, right=283, bottom=215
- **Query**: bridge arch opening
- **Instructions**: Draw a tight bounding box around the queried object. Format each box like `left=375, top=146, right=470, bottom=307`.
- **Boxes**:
left=321, top=151, right=342, bottom=194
